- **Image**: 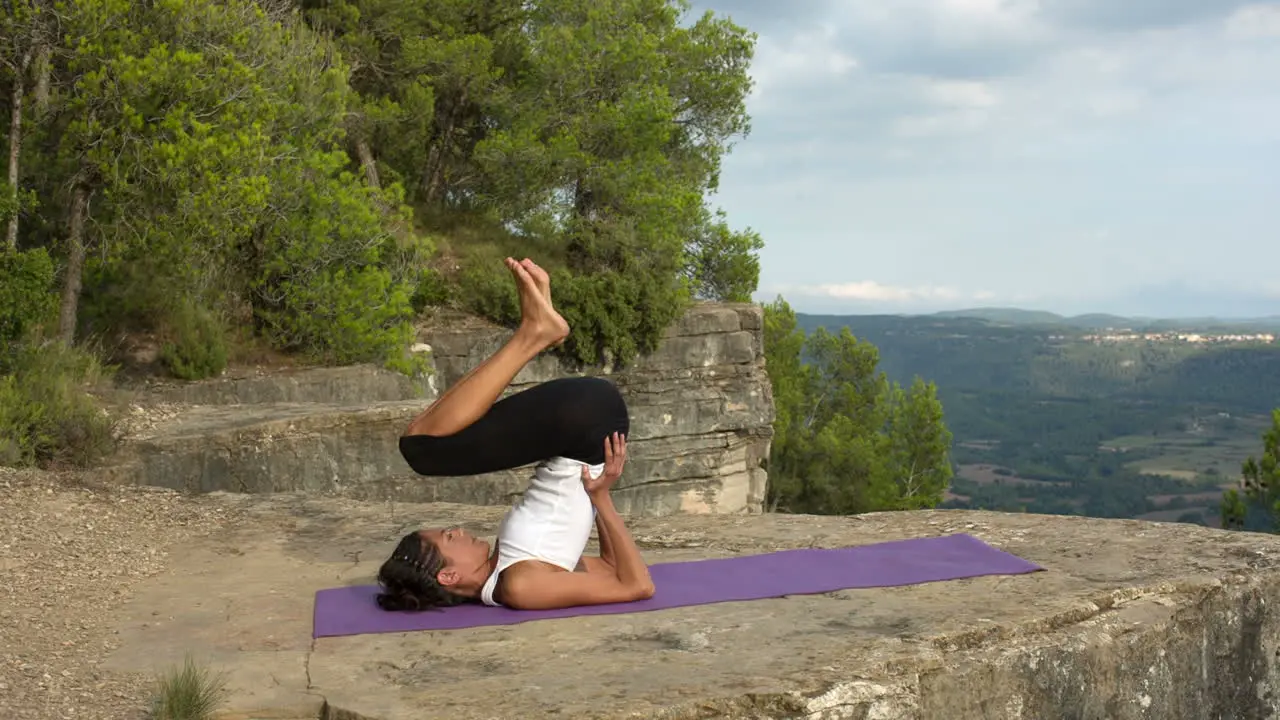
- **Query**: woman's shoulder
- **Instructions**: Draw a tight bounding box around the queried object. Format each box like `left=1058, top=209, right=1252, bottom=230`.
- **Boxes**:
left=491, top=557, right=569, bottom=605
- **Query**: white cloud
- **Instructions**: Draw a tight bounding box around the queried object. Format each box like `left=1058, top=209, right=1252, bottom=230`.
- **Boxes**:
left=891, top=110, right=991, bottom=138
left=744, top=0, right=1280, bottom=148
left=824, top=0, right=1052, bottom=78
left=779, top=281, right=982, bottom=303
left=837, top=0, right=1044, bottom=40
left=891, top=80, right=1000, bottom=136
left=925, top=79, right=1000, bottom=108
left=749, top=24, right=858, bottom=105
left=1224, top=3, right=1280, bottom=38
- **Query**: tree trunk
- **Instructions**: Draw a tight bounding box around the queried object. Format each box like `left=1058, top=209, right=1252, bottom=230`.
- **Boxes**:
left=57, top=185, right=89, bottom=346
left=421, top=89, right=468, bottom=205
left=6, top=48, right=31, bottom=251
left=356, top=136, right=414, bottom=241
left=421, top=132, right=449, bottom=206
left=355, top=138, right=380, bottom=189
left=32, top=44, right=50, bottom=115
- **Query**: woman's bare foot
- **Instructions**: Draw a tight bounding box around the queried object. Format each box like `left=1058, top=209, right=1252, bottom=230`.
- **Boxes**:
left=520, top=258, right=552, bottom=305
left=506, top=257, right=569, bottom=347
left=516, top=258, right=565, bottom=346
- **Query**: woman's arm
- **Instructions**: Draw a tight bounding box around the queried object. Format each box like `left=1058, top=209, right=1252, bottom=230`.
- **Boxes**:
left=585, top=491, right=653, bottom=592
left=593, top=506, right=617, bottom=568
left=575, top=510, right=617, bottom=574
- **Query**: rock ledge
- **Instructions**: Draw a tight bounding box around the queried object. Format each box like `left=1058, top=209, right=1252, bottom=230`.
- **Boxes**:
left=97, top=499, right=1280, bottom=719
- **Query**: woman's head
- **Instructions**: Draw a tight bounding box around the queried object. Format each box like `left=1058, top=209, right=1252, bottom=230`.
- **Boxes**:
left=376, top=527, right=494, bottom=612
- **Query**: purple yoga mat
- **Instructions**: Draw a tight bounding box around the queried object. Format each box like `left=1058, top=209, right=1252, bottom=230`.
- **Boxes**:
left=312, top=533, right=1042, bottom=638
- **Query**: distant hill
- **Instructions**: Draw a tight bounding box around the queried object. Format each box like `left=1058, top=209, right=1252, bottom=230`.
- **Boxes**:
left=795, top=312, right=1280, bottom=418
left=931, top=308, right=1067, bottom=326
left=928, top=307, right=1280, bottom=332
left=1059, top=313, right=1136, bottom=329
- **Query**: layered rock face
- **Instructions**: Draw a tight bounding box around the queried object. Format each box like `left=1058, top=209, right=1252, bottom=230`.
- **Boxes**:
left=415, top=303, right=774, bottom=515
left=105, top=302, right=774, bottom=515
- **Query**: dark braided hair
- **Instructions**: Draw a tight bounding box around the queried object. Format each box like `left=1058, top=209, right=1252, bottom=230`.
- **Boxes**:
left=375, top=531, right=474, bottom=612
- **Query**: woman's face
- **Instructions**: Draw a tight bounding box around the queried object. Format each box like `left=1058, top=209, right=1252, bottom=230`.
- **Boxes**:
left=417, top=527, right=491, bottom=581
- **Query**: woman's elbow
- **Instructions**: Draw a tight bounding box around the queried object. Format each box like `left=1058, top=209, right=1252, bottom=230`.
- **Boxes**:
left=632, top=580, right=656, bottom=601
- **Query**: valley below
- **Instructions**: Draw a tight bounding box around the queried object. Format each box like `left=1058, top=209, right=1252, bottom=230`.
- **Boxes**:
left=799, top=309, right=1280, bottom=528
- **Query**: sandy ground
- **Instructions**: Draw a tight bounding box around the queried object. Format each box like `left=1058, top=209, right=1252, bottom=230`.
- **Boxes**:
left=0, top=467, right=242, bottom=719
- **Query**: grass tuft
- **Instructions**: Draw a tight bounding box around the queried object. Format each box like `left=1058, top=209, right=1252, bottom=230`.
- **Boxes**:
left=149, top=656, right=228, bottom=720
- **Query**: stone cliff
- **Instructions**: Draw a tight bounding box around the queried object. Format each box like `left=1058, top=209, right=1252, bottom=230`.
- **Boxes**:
left=81, top=489, right=1280, bottom=720
left=418, top=303, right=773, bottom=514
left=104, top=302, right=774, bottom=515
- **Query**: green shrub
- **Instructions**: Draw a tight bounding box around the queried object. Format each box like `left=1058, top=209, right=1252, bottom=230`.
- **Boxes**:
left=77, top=252, right=187, bottom=341
left=552, top=268, right=688, bottom=366
left=0, top=341, right=116, bottom=469
left=256, top=263, right=418, bottom=365
left=683, top=214, right=764, bottom=303
left=0, top=248, right=56, bottom=343
left=448, top=245, right=690, bottom=368
left=250, top=162, right=427, bottom=368
left=454, top=247, right=520, bottom=327
left=149, top=656, right=227, bottom=720
left=160, top=300, right=228, bottom=381
left=409, top=266, right=452, bottom=313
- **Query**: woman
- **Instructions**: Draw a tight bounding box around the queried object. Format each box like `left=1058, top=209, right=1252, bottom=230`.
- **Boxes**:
left=376, top=257, right=655, bottom=612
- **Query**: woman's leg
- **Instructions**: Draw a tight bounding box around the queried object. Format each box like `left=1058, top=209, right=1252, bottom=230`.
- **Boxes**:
left=398, top=257, right=629, bottom=477
left=399, top=376, right=630, bottom=476
left=404, top=258, right=567, bottom=438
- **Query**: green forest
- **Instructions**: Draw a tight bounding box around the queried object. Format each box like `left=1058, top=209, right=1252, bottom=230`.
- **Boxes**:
left=0, top=0, right=767, bottom=460
left=800, top=312, right=1280, bottom=525
left=1, top=0, right=767, bottom=366
left=1, top=0, right=956, bottom=515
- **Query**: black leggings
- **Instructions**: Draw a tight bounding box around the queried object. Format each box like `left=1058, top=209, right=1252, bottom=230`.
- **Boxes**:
left=399, top=376, right=631, bottom=477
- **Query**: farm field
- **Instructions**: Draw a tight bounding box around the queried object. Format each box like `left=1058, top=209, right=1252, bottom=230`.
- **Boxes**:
left=1101, top=413, right=1270, bottom=482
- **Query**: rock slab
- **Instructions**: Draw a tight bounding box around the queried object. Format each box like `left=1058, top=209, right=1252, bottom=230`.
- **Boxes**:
left=98, top=500, right=1280, bottom=719
left=103, top=302, right=774, bottom=516
left=413, top=302, right=774, bottom=515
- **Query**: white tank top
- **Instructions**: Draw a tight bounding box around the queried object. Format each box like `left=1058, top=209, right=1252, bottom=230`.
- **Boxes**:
left=479, top=457, right=603, bottom=607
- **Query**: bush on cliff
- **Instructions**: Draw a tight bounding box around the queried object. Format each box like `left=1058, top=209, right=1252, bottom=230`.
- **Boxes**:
left=0, top=248, right=55, bottom=344
left=762, top=297, right=955, bottom=515
left=0, top=249, right=115, bottom=470
left=160, top=299, right=228, bottom=382
left=1221, top=409, right=1280, bottom=532
left=0, top=341, right=117, bottom=469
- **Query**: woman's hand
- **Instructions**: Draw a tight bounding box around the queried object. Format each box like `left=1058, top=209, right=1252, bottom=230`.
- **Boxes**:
left=582, top=432, right=627, bottom=499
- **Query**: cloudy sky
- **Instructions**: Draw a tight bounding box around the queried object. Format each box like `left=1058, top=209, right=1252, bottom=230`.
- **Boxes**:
left=691, top=0, right=1280, bottom=317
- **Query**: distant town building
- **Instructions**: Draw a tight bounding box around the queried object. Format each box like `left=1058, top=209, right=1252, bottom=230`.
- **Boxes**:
left=1081, top=331, right=1276, bottom=345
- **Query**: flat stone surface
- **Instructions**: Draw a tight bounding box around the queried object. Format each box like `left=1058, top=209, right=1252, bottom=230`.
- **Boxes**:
left=98, top=496, right=1280, bottom=719
left=123, top=400, right=428, bottom=441
left=109, top=364, right=432, bottom=406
